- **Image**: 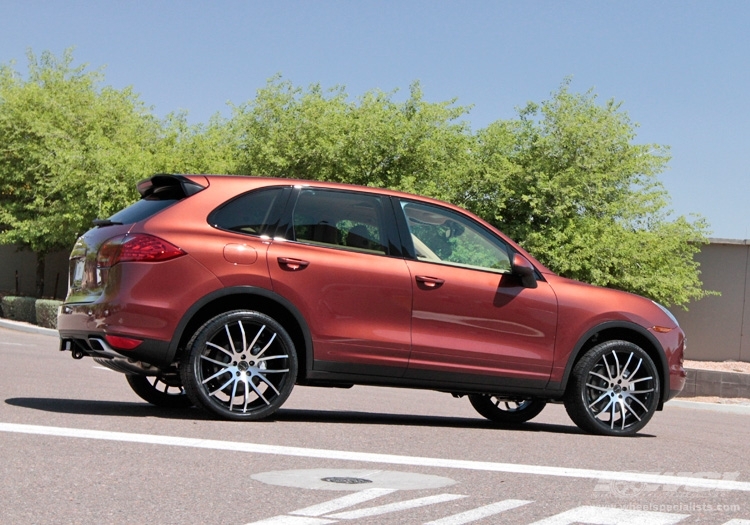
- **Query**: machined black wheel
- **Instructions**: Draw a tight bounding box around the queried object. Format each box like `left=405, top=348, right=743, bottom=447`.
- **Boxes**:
left=126, top=373, right=192, bottom=409
left=564, top=340, right=660, bottom=436
left=469, top=395, right=547, bottom=424
left=180, top=310, right=298, bottom=421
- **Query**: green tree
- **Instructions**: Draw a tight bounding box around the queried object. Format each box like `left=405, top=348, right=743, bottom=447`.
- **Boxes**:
left=0, top=49, right=158, bottom=296
left=228, top=77, right=473, bottom=197
left=460, top=82, right=711, bottom=307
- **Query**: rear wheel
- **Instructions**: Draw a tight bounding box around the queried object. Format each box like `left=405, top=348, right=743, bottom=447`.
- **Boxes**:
left=126, top=374, right=192, bottom=408
left=469, top=395, right=546, bottom=424
left=180, top=310, right=298, bottom=421
left=564, top=340, right=660, bottom=436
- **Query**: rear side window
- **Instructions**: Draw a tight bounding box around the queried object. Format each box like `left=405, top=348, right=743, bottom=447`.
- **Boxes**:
left=209, top=187, right=286, bottom=236
left=291, top=189, right=388, bottom=255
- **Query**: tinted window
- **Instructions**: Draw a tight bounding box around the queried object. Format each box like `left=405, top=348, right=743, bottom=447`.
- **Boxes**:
left=292, top=189, right=388, bottom=254
left=401, top=201, right=511, bottom=273
left=209, top=187, right=284, bottom=236
left=109, top=199, right=178, bottom=225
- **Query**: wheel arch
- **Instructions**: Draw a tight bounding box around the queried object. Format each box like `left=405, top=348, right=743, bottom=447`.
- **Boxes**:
left=560, top=321, right=669, bottom=407
left=167, top=286, right=312, bottom=379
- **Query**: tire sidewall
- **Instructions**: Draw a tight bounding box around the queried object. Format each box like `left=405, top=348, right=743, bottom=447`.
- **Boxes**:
left=565, top=340, right=661, bottom=436
left=180, top=310, right=298, bottom=421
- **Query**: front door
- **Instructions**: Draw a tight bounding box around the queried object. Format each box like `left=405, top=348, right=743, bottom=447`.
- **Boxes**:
left=398, top=200, right=558, bottom=386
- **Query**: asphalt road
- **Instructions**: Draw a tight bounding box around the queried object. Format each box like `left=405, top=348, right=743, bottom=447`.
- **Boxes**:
left=1, top=326, right=749, bottom=525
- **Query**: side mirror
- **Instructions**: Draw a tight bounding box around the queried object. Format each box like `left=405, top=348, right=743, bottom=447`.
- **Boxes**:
left=511, top=253, right=538, bottom=289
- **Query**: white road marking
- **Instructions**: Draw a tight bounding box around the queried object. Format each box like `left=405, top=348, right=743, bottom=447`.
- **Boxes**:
left=528, top=506, right=688, bottom=525
left=424, top=499, right=532, bottom=525
left=290, top=489, right=397, bottom=517
left=325, top=493, right=465, bottom=519
left=247, top=517, right=336, bottom=525
left=2, top=422, right=750, bottom=492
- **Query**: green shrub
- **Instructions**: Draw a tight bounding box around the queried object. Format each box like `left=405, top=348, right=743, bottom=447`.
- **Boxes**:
left=35, top=299, right=62, bottom=329
left=1, top=296, right=37, bottom=324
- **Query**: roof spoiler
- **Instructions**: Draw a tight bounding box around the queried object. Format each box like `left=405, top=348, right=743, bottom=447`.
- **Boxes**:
left=136, top=174, right=206, bottom=200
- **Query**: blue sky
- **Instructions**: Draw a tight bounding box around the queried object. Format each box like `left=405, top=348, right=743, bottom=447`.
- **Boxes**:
left=2, top=1, right=749, bottom=239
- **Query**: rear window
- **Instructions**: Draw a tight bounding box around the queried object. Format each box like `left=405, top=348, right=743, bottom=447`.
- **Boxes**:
left=104, top=174, right=206, bottom=226
left=108, top=198, right=179, bottom=225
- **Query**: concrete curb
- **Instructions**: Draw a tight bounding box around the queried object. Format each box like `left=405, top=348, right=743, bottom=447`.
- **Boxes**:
left=679, top=367, right=750, bottom=399
left=0, top=318, right=58, bottom=337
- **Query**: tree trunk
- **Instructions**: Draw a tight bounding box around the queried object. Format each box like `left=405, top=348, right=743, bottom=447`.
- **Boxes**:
left=35, top=252, right=46, bottom=298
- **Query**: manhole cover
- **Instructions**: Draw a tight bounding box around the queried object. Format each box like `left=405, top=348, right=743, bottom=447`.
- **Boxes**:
left=252, top=469, right=456, bottom=491
left=322, top=476, right=373, bottom=485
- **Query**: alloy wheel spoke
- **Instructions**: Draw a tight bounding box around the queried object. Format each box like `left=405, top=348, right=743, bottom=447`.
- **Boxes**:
left=254, top=372, right=281, bottom=396
left=248, top=379, right=271, bottom=405
left=621, top=352, right=634, bottom=377
left=585, top=382, right=608, bottom=392
left=628, top=393, right=650, bottom=412
left=238, top=321, right=247, bottom=353
left=589, top=392, right=610, bottom=407
left=229, top=377, right=240, bottom=411
left=247, top=325, right=266, bottom=355
left=206, top=342, right=233, bottom=358
left=602, top=354, right=614, bottom=380
left=209, top=376, right=235, bottom=396
left=224, top=325, right=237, bottom=353
left=622, top=400, right=642, bottom=422
left=589, top=371, right=610, bottom=383
left=202, top=366, right=232, bottom=384
left=201, top=354, right=229, bottom=367
left=612, top=352, right=622, bottom=379
left=255, top=333, right=278, bottom=359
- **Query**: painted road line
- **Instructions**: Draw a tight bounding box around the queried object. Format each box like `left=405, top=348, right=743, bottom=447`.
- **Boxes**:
left=528, top=505, right=687, bottom=525
left=246, top=517, right=336, bottom=525
left=424, top=499, right=533, bottom=525
left=2, top=422, right=750, bottom=492
left=325, top=493, right=465, bottom=520
left=290, top=489, right=397, bottom=517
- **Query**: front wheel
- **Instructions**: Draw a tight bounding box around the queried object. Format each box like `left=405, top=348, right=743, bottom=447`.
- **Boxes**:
left=180, top=310, right=298, bottom=421
left=564, top=340, right=660, bottom=436
left=469, top=395, right=546, bottom=424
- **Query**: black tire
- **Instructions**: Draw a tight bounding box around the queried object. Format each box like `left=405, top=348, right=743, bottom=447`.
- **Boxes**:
left=180, top=310, right=298, bottom=421
left=564, top=340, right=660, bottom=436
left=469, top=395, right=546, bottom=424
left=125, top=374, right=192, bottom=409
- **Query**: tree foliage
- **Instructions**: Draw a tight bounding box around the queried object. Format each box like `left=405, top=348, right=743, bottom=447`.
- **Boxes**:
left=0, top=49, right=158, bottom=295
left=459, top=82, right=711, bottom=306
left=0, top=50, right=711, bottom=306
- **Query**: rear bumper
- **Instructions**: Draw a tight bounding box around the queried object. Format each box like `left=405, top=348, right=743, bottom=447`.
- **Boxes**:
left=58, top=329, right=172, bottom=366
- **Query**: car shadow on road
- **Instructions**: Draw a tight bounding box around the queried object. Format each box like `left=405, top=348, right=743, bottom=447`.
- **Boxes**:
left=4, top=397, right=213, bottom=421
left=4, top=397, right=655, bottom=437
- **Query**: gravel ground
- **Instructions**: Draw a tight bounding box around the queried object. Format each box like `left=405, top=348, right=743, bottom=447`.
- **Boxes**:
left=684, top=359, right=750, bottom=373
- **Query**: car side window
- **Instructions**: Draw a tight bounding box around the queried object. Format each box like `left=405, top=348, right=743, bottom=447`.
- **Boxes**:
left=208, top=187, right=285, bottom=236
left=292, top=189, right=388, bottom=255
left=401, top=201, right=511, bottom=273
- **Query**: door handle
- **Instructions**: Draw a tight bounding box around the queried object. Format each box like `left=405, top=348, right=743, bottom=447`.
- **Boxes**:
left=415, top=275, right=445, bottom=288
left=277, top=257, right=310, bottom=271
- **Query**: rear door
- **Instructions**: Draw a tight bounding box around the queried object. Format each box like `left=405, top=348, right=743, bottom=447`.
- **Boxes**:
left=267, top=187, right=412, bottom=377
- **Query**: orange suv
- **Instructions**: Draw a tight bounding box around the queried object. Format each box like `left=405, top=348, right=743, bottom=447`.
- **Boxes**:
left=58, top=174, right=686, bottom=436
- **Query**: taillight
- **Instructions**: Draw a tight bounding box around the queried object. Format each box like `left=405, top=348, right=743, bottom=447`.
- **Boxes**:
left=97, top=234, right=186, bottom=268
